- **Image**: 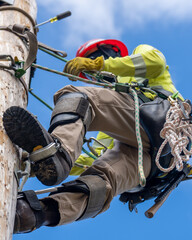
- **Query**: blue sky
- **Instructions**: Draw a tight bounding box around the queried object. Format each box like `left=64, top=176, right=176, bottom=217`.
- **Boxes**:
left=14, top=0, right=192, bottom=239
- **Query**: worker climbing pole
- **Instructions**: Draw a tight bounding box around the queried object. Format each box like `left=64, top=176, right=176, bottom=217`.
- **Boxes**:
left=0, top=0, right=192, bottom=236
left=0, top=0, right=37, bottom=239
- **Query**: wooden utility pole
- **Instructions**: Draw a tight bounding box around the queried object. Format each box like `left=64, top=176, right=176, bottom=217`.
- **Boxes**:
left=0, top=0, right=37, bottom=239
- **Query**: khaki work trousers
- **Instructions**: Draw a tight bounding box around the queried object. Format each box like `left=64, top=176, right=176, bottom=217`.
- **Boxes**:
left=45, top=85, right=152, bottom=225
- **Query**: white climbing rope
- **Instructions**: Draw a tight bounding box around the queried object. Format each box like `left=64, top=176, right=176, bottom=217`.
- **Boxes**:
left=155, top=99, right=192, bottom=172
left=130, top=88, right=146, bottom=187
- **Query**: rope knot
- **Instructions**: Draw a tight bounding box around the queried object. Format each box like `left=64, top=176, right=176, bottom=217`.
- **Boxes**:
left=155, top=100, right=192, bottom=173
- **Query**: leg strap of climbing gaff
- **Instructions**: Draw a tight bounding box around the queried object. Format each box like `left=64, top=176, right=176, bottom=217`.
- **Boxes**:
left=49, top=175, right=106, bottom=221
left=48, top=92, right=92, bottom=133
left=17, top=190, right=44, bottom=229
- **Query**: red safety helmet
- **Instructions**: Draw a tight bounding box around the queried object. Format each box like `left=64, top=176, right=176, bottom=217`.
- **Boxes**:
left=76, top=39, right=128, bottom=82
left=76, top=39, right=128, bottom=59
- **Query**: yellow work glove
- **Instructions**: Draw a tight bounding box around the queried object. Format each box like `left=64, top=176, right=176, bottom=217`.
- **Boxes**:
left=64, top=56, right=104, bottom=76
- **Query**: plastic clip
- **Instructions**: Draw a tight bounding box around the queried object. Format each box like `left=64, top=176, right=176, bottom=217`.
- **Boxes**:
left=14, top=57, right=26, bottom=78
left=115, top=83, right=130, bottom=93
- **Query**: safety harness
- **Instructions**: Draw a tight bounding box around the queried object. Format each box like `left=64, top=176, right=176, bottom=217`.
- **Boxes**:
left=118, top=88, right=192, bottom=215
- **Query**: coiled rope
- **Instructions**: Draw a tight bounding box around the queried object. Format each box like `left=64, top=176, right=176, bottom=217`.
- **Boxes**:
left=155, top=99, right=192, bottom=172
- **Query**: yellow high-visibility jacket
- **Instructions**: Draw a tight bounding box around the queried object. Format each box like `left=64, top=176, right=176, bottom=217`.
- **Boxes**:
left=104, top=44, right=182, bottom=99
left=70, top=44, right=182, bottom=176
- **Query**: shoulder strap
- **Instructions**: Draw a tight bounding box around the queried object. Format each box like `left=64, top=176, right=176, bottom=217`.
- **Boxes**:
left=151, top=86, right=173, bottom=99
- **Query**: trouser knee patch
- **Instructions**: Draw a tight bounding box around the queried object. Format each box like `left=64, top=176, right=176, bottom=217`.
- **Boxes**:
left=49, top=175, right=106, bottom=221
left=77, top=175, right=106, bottom=221
left=49, top=92, right=92, bottom=133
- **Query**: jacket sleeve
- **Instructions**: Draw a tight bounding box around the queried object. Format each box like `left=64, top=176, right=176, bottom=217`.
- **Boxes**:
left=103, top=44, right=166, bottom=79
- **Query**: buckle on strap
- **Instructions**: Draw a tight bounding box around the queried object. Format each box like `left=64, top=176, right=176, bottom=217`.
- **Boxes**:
left=29, top=142, right=60, bottom=163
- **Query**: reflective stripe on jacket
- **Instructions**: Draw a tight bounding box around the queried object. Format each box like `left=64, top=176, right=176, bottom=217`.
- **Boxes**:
left=104, top=44, right=182, bottom=100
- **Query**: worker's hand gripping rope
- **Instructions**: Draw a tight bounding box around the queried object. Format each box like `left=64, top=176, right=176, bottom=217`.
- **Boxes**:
left=64, top=56, right=104, bottom=76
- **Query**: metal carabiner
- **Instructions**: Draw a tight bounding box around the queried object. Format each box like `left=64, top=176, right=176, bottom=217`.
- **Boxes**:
left=87, top=137, right=108, bottom=157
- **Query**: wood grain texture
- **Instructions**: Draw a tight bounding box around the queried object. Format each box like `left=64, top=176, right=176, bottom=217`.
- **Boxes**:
left=0, top=1, right=37, bottom=239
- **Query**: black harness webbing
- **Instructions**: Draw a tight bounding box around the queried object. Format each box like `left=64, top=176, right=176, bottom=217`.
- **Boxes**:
left=137, top=88, right=176, bottom=179
left=18, top=190, right=44, bottom=229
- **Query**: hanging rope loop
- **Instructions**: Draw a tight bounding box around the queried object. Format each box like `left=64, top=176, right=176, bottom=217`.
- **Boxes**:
left=129, top=88, right=146, bottom=187
left=155, top=99, right=192, bottom=172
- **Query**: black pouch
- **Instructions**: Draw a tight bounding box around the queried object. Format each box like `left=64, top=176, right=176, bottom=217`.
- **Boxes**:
left=139, top=97, right=172, bottom=178
left=139, top=96, right=171, bottom=156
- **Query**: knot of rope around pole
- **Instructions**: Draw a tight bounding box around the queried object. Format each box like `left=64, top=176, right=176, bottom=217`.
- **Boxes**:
left=155, top=99, right=192, bottom=172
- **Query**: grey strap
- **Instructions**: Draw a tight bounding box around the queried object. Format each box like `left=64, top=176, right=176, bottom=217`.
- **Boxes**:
left=0, top=5, right=37, bottom=32
left=38, top=41, right=67, bottom=58
left=0, top=24, right=38, bottom=103
left=0, top=24, right=38, bottom=72
left=50, top=92, right=92, bottom=132
left=52, top=97, right=89, bottom=119
left=11, top=24, right=38, bottom=71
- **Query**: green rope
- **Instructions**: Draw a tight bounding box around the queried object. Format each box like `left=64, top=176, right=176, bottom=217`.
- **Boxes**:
left=38, top=47, right=105, bottom=81
left=29, top=89, right=53, bottom=110
left=74, top=162, right=90, bottom=170
left=32, top=63, right=114, bottom=89
left=30, top=63, right=114, bottom=111
left=82, top=147, right=98, bottom=160
left=130, top=88, right=146, bottom=187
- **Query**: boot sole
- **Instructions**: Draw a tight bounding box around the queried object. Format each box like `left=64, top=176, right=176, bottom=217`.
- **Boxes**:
left=3, top=106, right=65, bottom=186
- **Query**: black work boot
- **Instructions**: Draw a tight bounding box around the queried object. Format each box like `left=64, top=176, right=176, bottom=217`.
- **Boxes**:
left=14, top=192, right=60, bottom=234
left=3, top=106, right=72, bottom=186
